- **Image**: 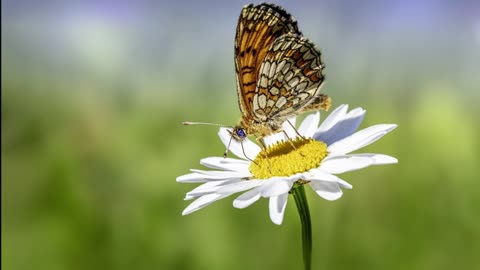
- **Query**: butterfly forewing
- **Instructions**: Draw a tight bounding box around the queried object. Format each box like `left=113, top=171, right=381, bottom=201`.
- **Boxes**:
left=252, top=34, right=326, bottom=123
left=235, top=3, right=301, bottom=120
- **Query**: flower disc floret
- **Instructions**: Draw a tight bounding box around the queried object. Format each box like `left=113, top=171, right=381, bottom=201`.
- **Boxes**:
left=249, top=138, right=328, bottom=179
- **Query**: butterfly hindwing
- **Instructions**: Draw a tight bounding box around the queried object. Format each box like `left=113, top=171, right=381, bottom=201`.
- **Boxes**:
left=235, top=3, right=300, bottom=120
left=252, top=34, right=327, bottom=123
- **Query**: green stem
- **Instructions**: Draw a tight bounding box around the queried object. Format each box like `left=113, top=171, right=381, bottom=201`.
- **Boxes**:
left=292, top=184, right=312, bottom=270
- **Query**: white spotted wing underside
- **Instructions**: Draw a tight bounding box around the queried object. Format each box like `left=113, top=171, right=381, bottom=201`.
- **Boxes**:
left=252, top=34, right=325, bottom=123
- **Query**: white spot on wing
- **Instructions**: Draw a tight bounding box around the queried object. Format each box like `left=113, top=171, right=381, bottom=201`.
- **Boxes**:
left=295, top=81, right=308, bottom=92
left=276, top=60, right=286, bottom=73
left=303, top=50, right=315, bottom=60
left=288, top=77, right=300, bottom=88
left=310, top=58, right=320, bottom=69
left=259, top=76, right=268, bottom=88
left=291, top=42, right=302, bottom=50
left=273, top=41, right=283, bottom=51
left=263, top=61, right=271, bottom=75
left=268, top=62, right=277, bottom=78
left=258, top=94, right=267, bottom=109
left=281, top=40, right=292, bottom=50
left=276, top=96, right=287, bottom=108
left=281, top=62, right=291, bottom=74
left=285, top=71, right=294, bottom=81
left=269, top=87, right=279, bottom=95
left=297, top=93, right=309, bottom=100
left=253, top=95, right=259, bottom=111
left=267, top=99, right=275, bottom=108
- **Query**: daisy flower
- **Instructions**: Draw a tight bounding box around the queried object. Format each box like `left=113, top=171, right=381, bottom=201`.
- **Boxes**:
left=177, top=104, right=397, bottom=225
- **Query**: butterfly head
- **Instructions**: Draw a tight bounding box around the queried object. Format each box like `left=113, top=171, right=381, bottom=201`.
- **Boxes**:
left=231, top=126, right=248, bottom=141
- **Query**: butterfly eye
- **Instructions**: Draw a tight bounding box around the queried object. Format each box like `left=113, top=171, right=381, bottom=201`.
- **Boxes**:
left=236, top=128, right=247, bottom=139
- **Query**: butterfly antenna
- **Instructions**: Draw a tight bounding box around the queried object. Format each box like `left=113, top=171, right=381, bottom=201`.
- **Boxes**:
left=184, top=121, right=237, bottom=158
left=241, top=141, right=258, bottom=165
left=286, top=119, right=305, bottom=139
left=182, top=121, right=232, bottom=128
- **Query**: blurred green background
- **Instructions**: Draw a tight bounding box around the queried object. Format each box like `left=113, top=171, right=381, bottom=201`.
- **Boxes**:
left=2, top=1, right=480, bottom=269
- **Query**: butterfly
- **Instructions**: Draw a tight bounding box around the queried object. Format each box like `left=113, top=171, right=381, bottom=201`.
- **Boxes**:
left=231, top=3, right=330, bottom=144
left=185, top=3, right=330, bottom=153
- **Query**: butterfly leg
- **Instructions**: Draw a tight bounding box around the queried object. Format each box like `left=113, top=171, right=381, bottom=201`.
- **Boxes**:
left=286, top=120, right=306, bottom=140
left=255, top=136, right=268, bottom=151
left=240, top=140, right=259, bottom=165
left=282, top=130, right=297, bottom=150
left=282, top=130, right=306, bottom=157
left=255, top=136, right=273, bottom=172
left=223, top=136, right=234, bottom=158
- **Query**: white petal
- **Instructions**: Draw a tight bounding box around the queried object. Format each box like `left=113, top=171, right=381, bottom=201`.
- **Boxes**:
left=216, top=180, right=263, bottom=194
left=320, top=155, right=375, bottom=174
left=347, top=154, right=398, bottom=165
left=177, top=169, right=249, bottom=183
left=190, top=169, right=251, bottom=179
left=259, top=178, right=293, bottom=197
left=177, top=173, right=216, bottom=183
left=233, top=188, right=261, bottom=209
left=200, top=157, right=250, bottom=172
left=298, top=112, right=320, bottom=138
left=259, top=117, right=298, bottom=147
left=338, top=179, right=353, bottom=189
left=269, top=193, right=288, bottom=225
left=314, top=107, right=365, bottom=145
left=182, top=193, right=230, bottom=215
left=185, top=179, right=240, bottom=198
left=218, top=128, right=261, bottom=160
left=263, top=132, right=285, bottom=147
left=310, top=181, right=343, bottom=201
left=316, top=104, right=348, bottom=133
left=304, top=169, right=339, bottom=182
left=328, top=124, right=397, bottom=155
left=184, top=194, right=196, bottom=200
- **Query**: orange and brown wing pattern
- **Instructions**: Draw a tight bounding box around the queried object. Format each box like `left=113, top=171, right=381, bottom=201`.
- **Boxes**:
left=235, top=3, right=300, bottom=120
left=252, top=34, right=327, bottom=123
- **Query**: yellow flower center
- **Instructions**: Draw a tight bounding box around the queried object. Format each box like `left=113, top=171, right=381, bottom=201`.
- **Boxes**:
left=249, top=138, right=328, bottom=179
